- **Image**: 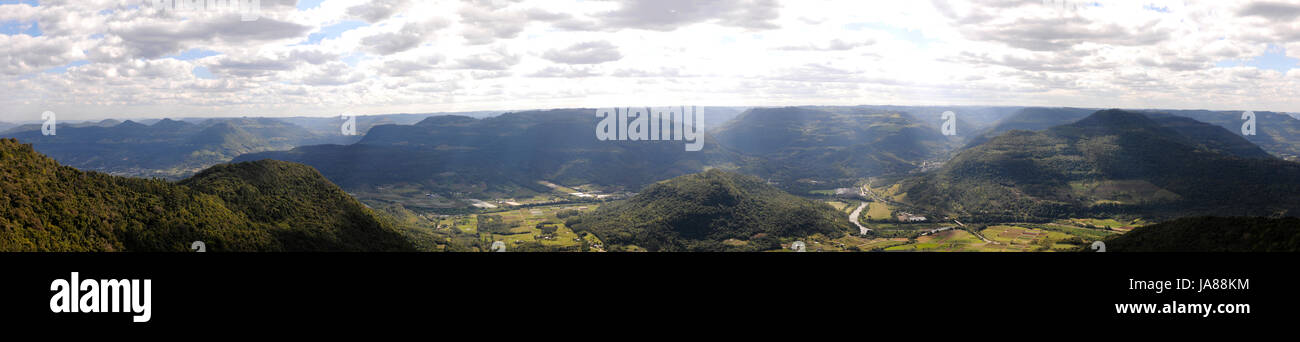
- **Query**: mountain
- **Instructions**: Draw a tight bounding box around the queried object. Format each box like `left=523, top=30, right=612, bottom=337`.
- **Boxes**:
left=963, top=107, right=1300, bottom=160
left=0, top=138, right=415, bottom=252
left=898, top=109, right=1300, bottom=221
left=276, top=112, right=500, bottom=140
left=712, top=107, right=957, bottom=191
left=1137, top=109, right=1300, bottom=160
left=846, top=105, right=1023, bottom=134
left=0, top=117, right=339, bottom=179
left=237, top=109, right=744, bottom=196
left=565, top=170, right=854, bottom=251
left=178, top=159, right=414, bottom=251
left=1102, top=217, right=1300, bottom=252
left=963, top=107, right=1098, bottom=147
left=1144, top=114, right=1272, bottom=158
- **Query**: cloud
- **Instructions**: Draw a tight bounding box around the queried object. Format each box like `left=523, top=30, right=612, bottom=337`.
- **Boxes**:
left=209, top=55, right=297, bottom=78
left=1239, top=1, right=1300, bottom=21
left=459, top=3, right=529, bottom=45
left=361, top=19, right=448, bottom=55
left=958, top=16, right=1170, bottom=52
left=5, top=0, right=1300, bottom=119
left=302, top=62, right=364, bottom=86
left=542, top=41, right=623, bottom=64
left=379, top=55, right=445, bottom=77
left=776, top=38, right=875, bottom=51
left=110, top=16, right=312, bottom=59
left=0, top=35, right=85, bottom=75
left=601, top=0, right=782, bottom=31
left=529, top=66, right=600, bottom=78
left=452, top=48, right=521, bottom=70
left=347, top=0, right=413, bottom=23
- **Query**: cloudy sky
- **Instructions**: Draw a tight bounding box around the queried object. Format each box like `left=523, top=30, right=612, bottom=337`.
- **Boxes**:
left=2, top=0, right=1299, bottom=121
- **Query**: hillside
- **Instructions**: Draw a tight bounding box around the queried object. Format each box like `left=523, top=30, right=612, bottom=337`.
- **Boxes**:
left=1138, top=109, right=1300, bottom=160
left=963, top=107, right=1300, bottom=160
left=565, top=170, right=854, bottom=252
left=712, top=107, right=957, bottom=191
left=179, top=159, right=416, bottom=251
left=1103, top=217, right=1300, bottom=252
left=963, top=107, right=1098, bottom=147
left=0, top=138, right=415, bottom=252
left=898, top=109, right=1300, bottom=221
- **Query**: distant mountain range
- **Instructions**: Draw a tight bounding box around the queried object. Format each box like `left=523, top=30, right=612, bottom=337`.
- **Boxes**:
left=714, top=106, right=959, bottom=191
left=0, top=117, right=349, bottom=179
left=565, top=170, right=853, bottom=251
left=235, top=107, right=965, bottom=197
left=0, top=138, right=415, bottom=252
left=237, top=109, right=746, bottom=196
left=899, top=109, right=1300, bottom=222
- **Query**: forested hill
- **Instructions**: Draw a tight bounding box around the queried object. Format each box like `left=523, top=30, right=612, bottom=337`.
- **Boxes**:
left=898, top=109, right=1300, bottom=221
left=1103, top=217, right=1300, bottom=252
left=0, top=138, right=415, bottom=252
left=566, top=169, right=853, bottom=252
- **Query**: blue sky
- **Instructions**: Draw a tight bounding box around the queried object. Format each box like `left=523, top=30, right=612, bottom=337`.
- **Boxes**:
left=1216, top=45, right=1300, bottom=73
left=0, top=0, right=40, bottom=36
left=296, top=0, right=325, bottom=11
left=302, top=20, right=369, bottom=45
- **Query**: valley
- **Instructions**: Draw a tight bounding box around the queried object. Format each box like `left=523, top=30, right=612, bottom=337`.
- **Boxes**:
left=5, top=106, right=1300, bottom=252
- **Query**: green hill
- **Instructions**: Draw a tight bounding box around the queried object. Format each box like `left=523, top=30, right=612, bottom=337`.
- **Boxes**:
left=0, top=138, right=415, bottom=252
left=566, top=170, right=854, bottom=252
left=1103, top=217, right=1300, bottom=252
left=899, top=109, right=1300, bottom=221
left=963, top=107, right=1300, bottom=160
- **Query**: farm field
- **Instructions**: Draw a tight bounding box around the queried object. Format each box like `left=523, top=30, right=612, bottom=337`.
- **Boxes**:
left=865, top=202, right=893, bottom=221
left=824, top=201, right=850, bottom=212
left=884, top=229, right=985, bottom=252
left=476, top=204, right=602, bottom=251
left=1059, top=218, right=1146, bottom=231
left=382, top=201, right=604, bottom=252
left=878, top=223, right=1112, bottom=252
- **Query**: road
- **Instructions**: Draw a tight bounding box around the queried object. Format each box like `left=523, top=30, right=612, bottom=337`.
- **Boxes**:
left=848, top=202, right=870, bottom=234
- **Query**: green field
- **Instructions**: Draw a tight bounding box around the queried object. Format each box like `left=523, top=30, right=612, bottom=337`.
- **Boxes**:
left=976, top=225, right=1077, bottom=252
left=375, top=200, right=602, bottom=252
left=865, top=202, right=892, bottom=221
left=876, top=222, right=1105, bottom=252
left=1062, top=218, right=1147, bottom=230
left=884, top=230, right=983, bottom=252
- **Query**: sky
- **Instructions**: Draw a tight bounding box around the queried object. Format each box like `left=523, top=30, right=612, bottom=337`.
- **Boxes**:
left=1, top=0, right=1299, bottom=121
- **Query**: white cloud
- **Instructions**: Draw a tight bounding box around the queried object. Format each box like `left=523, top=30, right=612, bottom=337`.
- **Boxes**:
left=1, top=0, right=1298, bottom=121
